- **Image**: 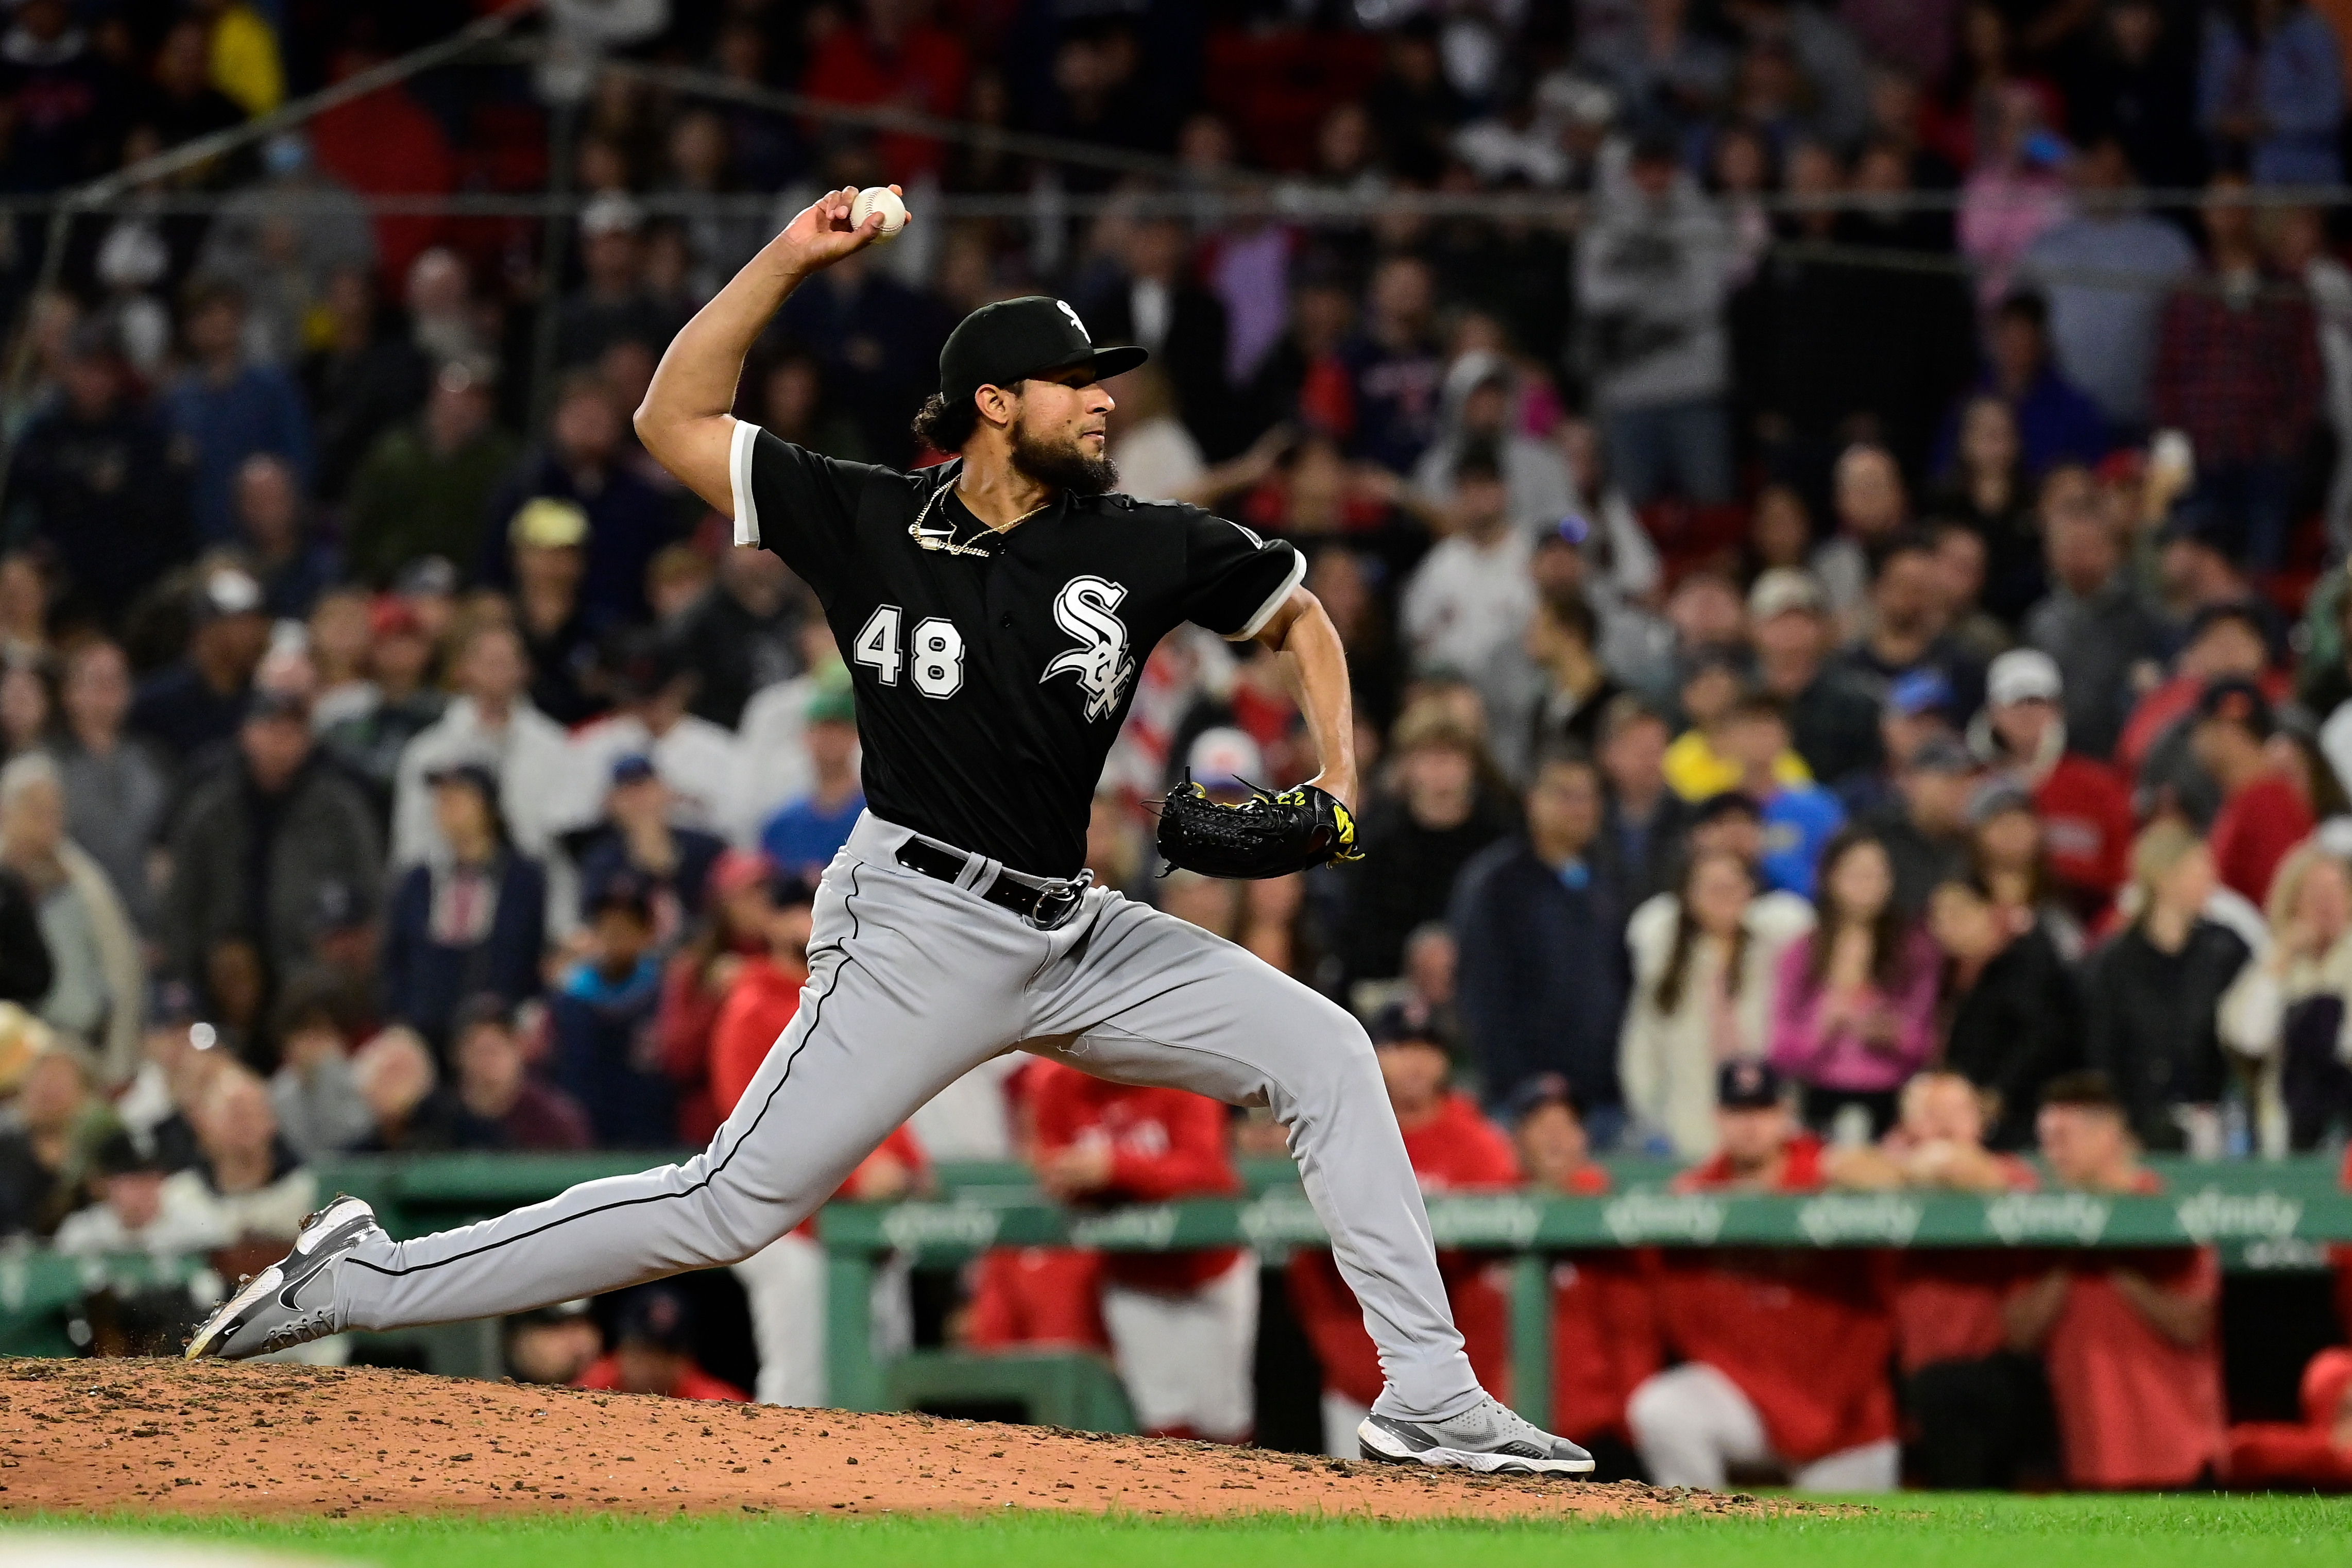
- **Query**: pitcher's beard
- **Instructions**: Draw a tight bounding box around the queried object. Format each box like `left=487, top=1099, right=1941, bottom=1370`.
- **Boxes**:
left=1011, top=423, right=1117, bottom=494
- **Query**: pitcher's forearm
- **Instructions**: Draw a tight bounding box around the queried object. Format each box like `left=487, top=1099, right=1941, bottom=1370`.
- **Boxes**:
left=1279, top=593, right=1357, bottom=807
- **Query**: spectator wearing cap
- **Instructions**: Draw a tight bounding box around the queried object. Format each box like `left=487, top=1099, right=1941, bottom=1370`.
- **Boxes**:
left=481, top=371, right=678, bottom=624
left=1521, top=585, right=1625, bottom=774
left=1628, top=1059, right=1901, bottom=1493
left=346, top=357, right=520, bottom=587
left=1836, top=667, right=1959, bottom=821
left=1978, top=648, right=2135, bottom=915
left=1867, top=734, right=1978, bottom=917
left=381, top=761, right=547, bottom=1051
left=2154, top=185, right=2321, bottom=569
left=1451, top=748, right=1628, bottom=1123
left=163, top=688, right=382, bottom=1049
left=1508, top=1074, right=1661, bottom=1481
left=0, top=752, right=143, bottom=1082
left=551, top=871, right=673, bottom=1146
left=1749, top=568, right=1886, bottom=793
left=2219, top=841, right=2352, bottom=1149
left=1711, top=691, right=1845, bottom=899
left=1929, top=872, right=2082, bottom=1149
left=2225, top=1345, right=2352, bottom=1488
left=500, top=496, right=610, bottom=729
left=2007, top=1071, right=2227, bottom=1489
left=560, top=629, right=745, bottom=843
left=52, top=639, right=171, bottom=935
left=576, top=1285, right=747, bottom=1402
left=1770, top=826, right=1941, bottom=1139
left=0, top=1044, right=116, bottom=1238
left=264, top=974, right=372, bottom=1162
left=2022, top=464, right=2167, bottom=761
left=313, top=593, right=448, bottom=810
left=12, top=322, right=191, bottom=622
left=1834, top=530, right=1988, bottom=725
left=572, top=754, right=729, bottom=946
left=555, top=195, right=687, bottom=372
left=127, top=565, right=270, bottom=760
left=504, top=1299, right=604, bottom=1386
left=1290, top=1005, right=1521, bottom=1457
left=390, top=618, right=572, bottom=875
left=657, top=850, right=779, bottom=1146
left=1621, top=844, right=1815, bottom=1157
left=2119, top=600, right=2288, bottom=821
left=50, top=1127, right=231, bottom=1259
left=2081, top=821, right=2256, bottom=1151
left=757, top=677, right=863, bottom=883
left=2193, top=677, right=2315, bottom=906
left=1576, top=133, right=1735, bottom=507
left=159, top=279, right=314, bottom=546
left=1336, top=705, right=1515, bottom=991
left=1595, top=694, right=1694, bottom=910
left=1400, top=441, right=1537, bottom=705
left=449, top=997, right=589, bottom=1152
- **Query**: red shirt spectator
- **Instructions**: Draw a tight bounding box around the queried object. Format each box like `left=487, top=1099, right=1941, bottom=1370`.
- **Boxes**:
left=2033, top=753, right=2135, bottom=908
left=799, top=7, right=969, bottom=181
left=961, top=1247, right=1111, bottom=1352
left=575, top=1354, right=748, bottom=1402
left=1026, top=1059, right=1241, bottom=1295
left=2152, top=254, right=2321, bottom=469
left=1657, top=1132, right=1901, bottom=1467
left=2193, top=678, right=2313, bottom=905
left=658, top=849, right=777, bottom=1144
left=2225, top=1347, right=2352, bottom=1489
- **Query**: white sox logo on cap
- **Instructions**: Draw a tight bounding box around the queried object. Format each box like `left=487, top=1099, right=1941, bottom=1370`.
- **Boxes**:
left=1057, top=299, right=1089, bottom=339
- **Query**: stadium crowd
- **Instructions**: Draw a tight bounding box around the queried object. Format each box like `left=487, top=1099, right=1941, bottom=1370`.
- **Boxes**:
left=3, top=0, right=2352, bottom=1491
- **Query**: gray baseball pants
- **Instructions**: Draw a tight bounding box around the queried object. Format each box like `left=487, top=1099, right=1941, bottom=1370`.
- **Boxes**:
left=334, top=810, right=1485, bottom=1422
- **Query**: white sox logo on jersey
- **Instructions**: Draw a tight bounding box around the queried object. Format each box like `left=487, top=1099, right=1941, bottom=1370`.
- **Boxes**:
left=1042, top=575, right=1135, bottom=721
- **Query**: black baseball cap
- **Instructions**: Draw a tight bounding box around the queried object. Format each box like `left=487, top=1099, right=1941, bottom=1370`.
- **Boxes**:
left=1717, top=1059, right=1784, bottom=1110
left=938, top=296, right=1148, bottom=404
left=2195, top=676, right=2274, bottom=737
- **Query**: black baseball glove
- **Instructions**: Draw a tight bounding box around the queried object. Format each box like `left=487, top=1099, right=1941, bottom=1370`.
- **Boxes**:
left=1155, top=773, right=1364, bottom=880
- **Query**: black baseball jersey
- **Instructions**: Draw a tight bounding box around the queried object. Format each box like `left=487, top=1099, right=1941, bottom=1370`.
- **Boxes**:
left=729, top=421, right=1304, bottom=877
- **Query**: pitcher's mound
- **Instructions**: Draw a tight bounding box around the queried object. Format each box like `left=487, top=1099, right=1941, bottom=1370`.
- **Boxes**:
left=0, top=1359, right=1778, bottom=1522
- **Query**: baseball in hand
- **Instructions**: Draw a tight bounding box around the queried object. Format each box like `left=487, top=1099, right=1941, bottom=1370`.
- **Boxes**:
left=850, top=185, right=908, bottom=243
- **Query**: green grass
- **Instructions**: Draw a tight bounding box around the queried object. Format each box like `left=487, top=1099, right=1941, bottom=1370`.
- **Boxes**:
left=7, top=1494, right=2349, bottom=1568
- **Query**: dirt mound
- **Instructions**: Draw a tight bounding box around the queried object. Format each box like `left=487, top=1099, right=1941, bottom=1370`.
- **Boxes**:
left=0, top=1359, right=1788, bottom=1522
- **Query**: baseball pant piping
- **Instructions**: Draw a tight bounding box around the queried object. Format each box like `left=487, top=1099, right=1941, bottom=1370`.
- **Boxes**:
left=333, top=810, right=1484, bottom=1424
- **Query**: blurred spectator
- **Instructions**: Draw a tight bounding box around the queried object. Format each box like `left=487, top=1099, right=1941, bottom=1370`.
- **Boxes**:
left=0, top=1045, right=114, bottom=1237
left=1979, top=648, right=2135, bottom=915
left=1078, top=215, right=1233, bottom=458
left=555, top=195, right=683, bottom=372
left=1337, top=254, right=1447, bottom=475
left=482, top=374, right=677, bottom=624
left=0, top=0, right=120, bottom=190
left=1868, top=733, right=1976, bottom=916
left=1870, top=1071, right=2053, bottom=1490
left=1970, top=293, right=2110, bottom=479
left=0, top=754, right=142, bottom=1080
left=163, top=689, right=382, bottom=1045
left=551, top=874, right=673, bottom=1147
left=160, top=281, right=314, bottom=546
left=2017, top=474, right=2159, bottom=763
left=166, top=1064, right=315, bottom=1247
left=1029, top=1058, right=1252, bottom=1443
left=2119, top=601, right=2280, bottom=821
left=2081, top=822, right=2256, bottom=1152
left=673, top=543, right=803, bottom=730
left=52, top=639, right=169, bottom=935
left=1401, top=442, right=1533, bottom=719
left=2009, top=1071, right=2227, bottom=1489
left=295, top=262, right=425, bottom=501
left=381, top=763, right=547, bottom=1050
left=2191, top=678, right=2314, bottom=906
left=1837, top=531, right=1988, bottom=722
left=1749, top=570, right=1883, bottom=791
left=128, top=565, right=269, bottom=760
left=1629, top=1060, right=1900, bottom=1492
left=2225, top=1347, right=2352, bottom=1488
left=2219, top=843, right=2352, bottom=1149
left=2017, top=138, right=2198, bottom=432
left=264, top=976, right=371, bottom=1161
left=2152, top=175, right=2322, bottom=570
left=12, top=325, right=190, bottom=622
left=1521, top=587, right=1623, bottom=772
left=1577, top=131, right=1734, bottom=506
left=346, top=359, right=519, bottom=587
left=1925, top=397, right=2043, bottom=626
left=1715, top=691, right=1846, bottom=898
left=2073, top=0, right=2205, bottom=191
left=2200, top=0, right=2344, bottom=184
left=1770, top=827, right=1939, bottom=1138
left=1813, top=444, right=1909, bottom=623
left=1596, top=694, right=1693, bottom=909
left=562, top=632, right=744, bottom=840
left=575, top=1285, right=747, bottom=1402
left=1451, top=749, right=1627, bottom=1121
left=1290, top=1007, right=1518, bottom=1458
left=758, top=679, right=863, bottom=883
left=1339, top=707, right=1514, bottom=988
left=1413, top=353, right=1576, bottom=533
left=350, top=1026, right=462, bottom=1153
left=314, top=595, right=447, bottom=809
left=659, top=851, right=777, bottom=1145
left=230, top=454, right=337, bottom=621
left=504, top=1299, right=603, bottom=1387
left=771, top=246, right=952, bottom=464
left=1928, top=872, right=2081, bottom=1149
left=498, top=498, right=609, bottom=729
left=391, top=619, right=571, bottom=871
left=51, top=1129, right=228, bottom=1258
left=1621, top=845, right=1816, bottom=1157
left=574, top=755, right=728, bottom=944
left=449, top=997, right=589, bottom=1153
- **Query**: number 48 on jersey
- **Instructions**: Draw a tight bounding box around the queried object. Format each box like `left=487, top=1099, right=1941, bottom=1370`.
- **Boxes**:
left=854, top=603, right=966, bottom=697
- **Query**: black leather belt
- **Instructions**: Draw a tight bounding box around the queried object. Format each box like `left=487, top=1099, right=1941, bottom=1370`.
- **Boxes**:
left=894, top=838, right=1089, bottom=930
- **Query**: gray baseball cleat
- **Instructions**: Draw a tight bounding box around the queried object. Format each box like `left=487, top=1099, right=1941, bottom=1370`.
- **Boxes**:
left=1358, top=1394, right=1597, bottom=1476
left=184, top=1195, right=382, bottom=1360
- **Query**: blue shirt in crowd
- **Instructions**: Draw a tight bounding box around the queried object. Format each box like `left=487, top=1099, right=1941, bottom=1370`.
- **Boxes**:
left=1759, top=784, right=1846, bottom=900
left=161, top=363, right=314, bottom=544
left=761, top=791, right=865, bottom=881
